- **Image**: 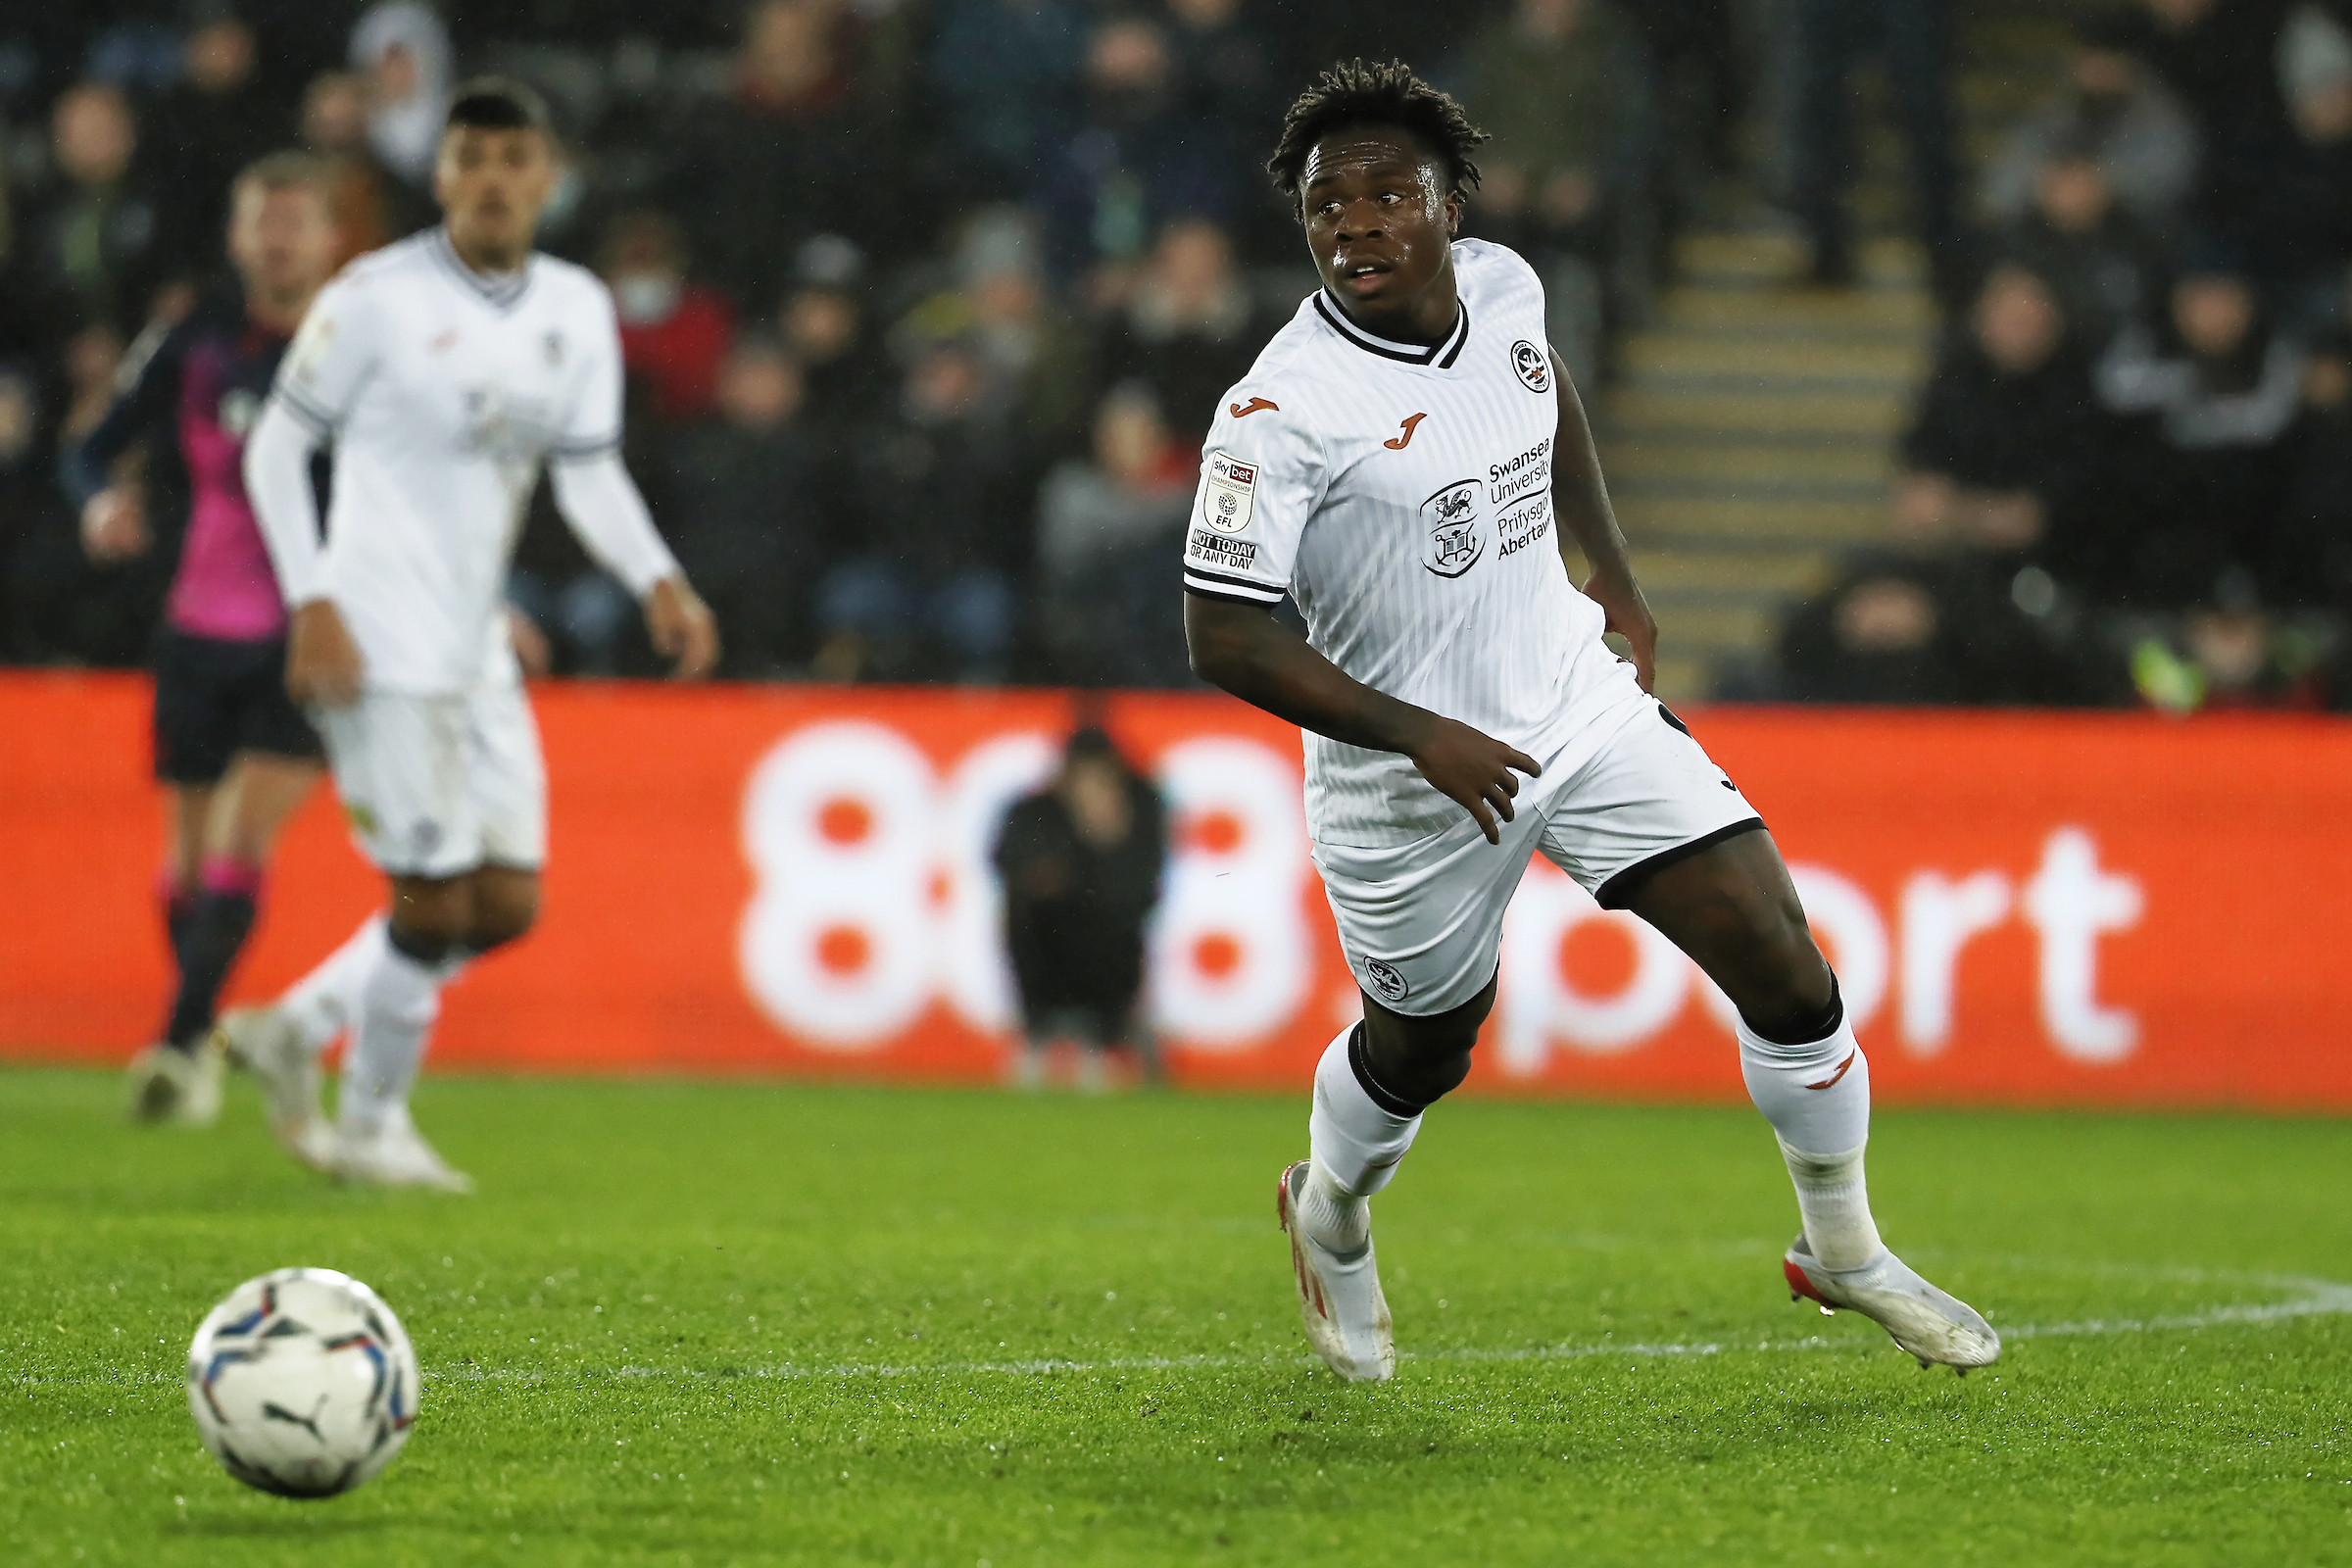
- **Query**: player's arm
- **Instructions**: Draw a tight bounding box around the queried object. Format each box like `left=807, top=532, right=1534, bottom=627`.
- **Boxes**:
left=1184, top=598, right=1539, bottom=846
left=550, top=287, right=716, bottom=679
left=545, top=452, right=717, bottom=680
left=248, top=283, right=372, bottom=707
left=62, top=319, right=185, bottom=563
left=1548, top=345, right=1657, bottom=693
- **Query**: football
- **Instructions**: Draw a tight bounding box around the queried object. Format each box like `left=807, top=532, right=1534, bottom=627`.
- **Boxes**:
left=185, top=1267, right=418, bottom=1498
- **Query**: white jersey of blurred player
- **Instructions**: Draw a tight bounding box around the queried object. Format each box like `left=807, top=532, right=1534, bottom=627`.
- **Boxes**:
left=235, top=82, right=710, bottom=1188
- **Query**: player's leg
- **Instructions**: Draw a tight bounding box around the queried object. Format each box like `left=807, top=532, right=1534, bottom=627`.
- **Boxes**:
left=1562, top=698, right=1995, bottom=1368
left=1286, top=810, right=1544, bottom=1379
left=127, top=636, right=234, bottom=1123
left=164, top=752, right=318, bottom=1054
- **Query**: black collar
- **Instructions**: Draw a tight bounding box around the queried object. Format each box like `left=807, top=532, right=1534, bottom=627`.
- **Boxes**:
left=429, top=228, right=533, bottom=312
left=1312, top=291, right=1470, bottom=368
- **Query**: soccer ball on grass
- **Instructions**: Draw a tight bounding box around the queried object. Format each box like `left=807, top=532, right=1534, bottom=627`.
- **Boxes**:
left=186, top=1267, right=418, bottom=1497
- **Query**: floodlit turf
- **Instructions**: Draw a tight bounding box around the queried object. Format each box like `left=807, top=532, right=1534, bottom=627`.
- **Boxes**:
left=4, top=1068, right=2349, bottom=1566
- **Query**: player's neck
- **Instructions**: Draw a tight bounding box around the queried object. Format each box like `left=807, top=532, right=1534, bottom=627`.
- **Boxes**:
left=1328, top=270, right=1460, bottom=349
left=246, top=286, right=315, bottom=337
left=443, top=224, right=530, bottom=279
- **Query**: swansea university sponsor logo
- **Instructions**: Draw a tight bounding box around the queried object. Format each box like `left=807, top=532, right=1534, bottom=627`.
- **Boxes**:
left=1511, top=339, right=1551, bottom=393
left=1420, top=479, right=1486, bottom=579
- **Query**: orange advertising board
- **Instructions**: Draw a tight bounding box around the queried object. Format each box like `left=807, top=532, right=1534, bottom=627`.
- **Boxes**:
left=2, top=671, right=2347, bottom=1110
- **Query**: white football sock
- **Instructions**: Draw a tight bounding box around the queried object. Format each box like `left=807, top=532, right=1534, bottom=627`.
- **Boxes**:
left=1303, top=1024, right=1423, bottom=1253
left=1738, top=1003, right=1885, bottom=1271
left=280, top=915, right=387, bottom=1054
left=340, top=944, right=446, bottom=1135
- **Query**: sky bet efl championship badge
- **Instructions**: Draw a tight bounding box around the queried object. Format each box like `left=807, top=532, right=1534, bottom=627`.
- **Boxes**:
left=1200, top=450, right=1256, bottom=534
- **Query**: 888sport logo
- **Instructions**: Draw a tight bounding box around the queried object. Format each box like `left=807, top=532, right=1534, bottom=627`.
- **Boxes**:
left=737, top=721, right=1315, bottom=1050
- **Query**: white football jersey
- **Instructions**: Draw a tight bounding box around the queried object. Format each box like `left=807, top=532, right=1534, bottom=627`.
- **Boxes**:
left=1183, top=239, right=1625, bottom=847
left=270, top=230, right=638, bottom=693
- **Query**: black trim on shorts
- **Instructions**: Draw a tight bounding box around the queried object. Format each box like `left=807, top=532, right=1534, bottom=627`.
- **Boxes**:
left=1593, top=816, right=1767, bottom=910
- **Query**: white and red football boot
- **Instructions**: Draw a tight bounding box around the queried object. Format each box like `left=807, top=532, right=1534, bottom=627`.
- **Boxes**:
left=1785, top=1233, right=2000, bottom=1373
left=1277, top=1159, right=1395, bottom=1382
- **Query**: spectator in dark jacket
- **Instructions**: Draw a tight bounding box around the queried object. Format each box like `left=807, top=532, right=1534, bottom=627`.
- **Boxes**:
left=1982, top=10, right=2198, bottom=231
left=1993, top=146, right=2167, bottom=354
left=1091, top=218, right=1278, bottom=444
left=1896, top=263, right=2133, bottom=595
left=2262, top=327, right=2352, bottom=608
left=23, top=83, right=171, bottom=332
left=148, top=8, right=287, bottom=259
left=662, top=336, right=823, bottom=675
left=993, top=726, right=1168, bottom=1090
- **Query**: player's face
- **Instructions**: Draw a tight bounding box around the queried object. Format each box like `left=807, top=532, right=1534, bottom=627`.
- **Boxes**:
left=434, top=125, right=557, bottom=264
left=1299, top=127, right=1460, bottom=330
left=228, top=183, right=338, bottom=301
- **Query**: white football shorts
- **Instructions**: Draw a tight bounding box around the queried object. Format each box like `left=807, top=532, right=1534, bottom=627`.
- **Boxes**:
left=312, top=683, right=548, bottom=878
left=1311, top=677, right=1763, bottom=1017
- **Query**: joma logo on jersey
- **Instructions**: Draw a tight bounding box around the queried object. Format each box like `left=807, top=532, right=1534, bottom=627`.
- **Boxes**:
left=1420, top=479, right=1486, bottom=579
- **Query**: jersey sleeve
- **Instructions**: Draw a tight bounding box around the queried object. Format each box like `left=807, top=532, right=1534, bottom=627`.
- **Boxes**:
left=269, top=274, right=382, bottom=436
left=550, top=282, right=625, bottom=464
left=59, top=316, right=187, bottom=507
left=1178, top=387, right=1324, bottom=607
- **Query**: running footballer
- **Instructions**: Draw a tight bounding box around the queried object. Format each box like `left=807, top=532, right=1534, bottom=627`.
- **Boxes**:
left=1182, top=62, right=1996, bottom=1381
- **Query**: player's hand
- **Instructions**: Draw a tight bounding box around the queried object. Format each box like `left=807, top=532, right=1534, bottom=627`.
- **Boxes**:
left=645, top=575, right=719, bottom=681
left=1582, top=569, right=1658, bottom=695
left=80, top=487, right=149, bottom=563
left=285, top=599, right=366, bottom=710
left=1401, top=713, right=1542, bottom=846
left=506, top=603, right=554, bottom=678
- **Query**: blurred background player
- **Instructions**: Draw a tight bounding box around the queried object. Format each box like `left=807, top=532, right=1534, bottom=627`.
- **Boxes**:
left=991, top=725, right=1168, bottom=1089
left=229, top=79, right=717, bottom=1190
left=63, top=153, right=341, bottom=1126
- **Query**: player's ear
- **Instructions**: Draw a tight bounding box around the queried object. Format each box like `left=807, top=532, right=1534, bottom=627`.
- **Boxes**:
left=1443, top=188, right=1462, bottom=237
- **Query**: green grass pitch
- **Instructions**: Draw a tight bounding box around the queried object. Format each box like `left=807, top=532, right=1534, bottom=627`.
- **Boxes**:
left=5, top=1067, right=2349, bottom=1566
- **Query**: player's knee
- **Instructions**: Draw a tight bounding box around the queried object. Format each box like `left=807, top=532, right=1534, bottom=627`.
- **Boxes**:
left=1360, top=993, right=1490, bottom=1105
left=388, top=875, right=471, bottom=954
left=466, top=870, right=540, bottom=954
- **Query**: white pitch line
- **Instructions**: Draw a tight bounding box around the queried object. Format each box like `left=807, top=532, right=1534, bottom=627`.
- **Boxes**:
left=20, top=1276, right=2351, bottom=1392
left=421, top=1272, right=2352, bottom=1384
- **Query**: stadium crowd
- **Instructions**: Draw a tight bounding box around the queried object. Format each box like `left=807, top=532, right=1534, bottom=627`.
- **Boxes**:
left=0, top=0, right=2347, bottom=706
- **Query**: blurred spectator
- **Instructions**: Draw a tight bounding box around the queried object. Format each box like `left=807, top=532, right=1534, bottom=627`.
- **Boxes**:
left=1982, top=11, right=2199, bottom=232
left=2252, top=5, right=2352, bottom=320
left=896, top=207, right=1094, bottom=466
left=2097, top=268, right=2307, bottom=600
left=2262, top=325, right=2352, bottom=607
left=599, top=210, right=736, bottom=426
left=1776, top=554, right=2078, bottom=703
left=662, top=336, right=823, bottom=675
left=1035, top=17, right=1243, bottom=281
left=23, top=83, right=170, bottom=331
left=0, top=366, right=51, bottom=659
left=992, top=725, right=1167, bottom=1091
left=2129, top=566, right=2333, bottom=710
left=1787, top=0, right=1964, bottom=301
left=349, top=1, right=452, bottom=190
left=817, top=339, right=1022, bottom=682
left=1163, top=0, right=1287, bottom=257
left=673, top=0, right=891, bottom=305
left=1462, top=0, right=1650, bottom=386
left=1993, top=147, right=2166, bottom=352
left=928, top=0, right=1085, bottom=200
left=778, top=233, right=887, bottom=434
left=299, top=69, right=425, bottom=263
left=1091, top=218, right=1275, bottom=443
left=148, top=7, right=284, bottom=257
left=2113, top=0, right=2352, bottom=297
left=1033, top=383, right=1196, bottom=686
left=1896, top=263, right=2130, bottom=596
left=1631, top=0, right=1743, bottom=185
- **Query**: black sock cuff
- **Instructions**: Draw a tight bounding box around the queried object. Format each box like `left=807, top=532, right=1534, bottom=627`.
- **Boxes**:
left=1348, top=1021, right=1431, bottom=1118
left=387, top=924, right=459, bottom=965
left=1741, top=973, right=1845, bottom=1048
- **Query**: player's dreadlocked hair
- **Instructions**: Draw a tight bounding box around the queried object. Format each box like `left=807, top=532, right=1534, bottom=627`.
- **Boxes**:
left=1264, top=60, right=1490, bottom=215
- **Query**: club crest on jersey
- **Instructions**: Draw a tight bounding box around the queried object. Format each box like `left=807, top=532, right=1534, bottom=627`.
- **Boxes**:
left=1199, top=449, right=1257, bottom=534
left=1420, top=479, right=1486, bottom=579
left=1511, top=339, right=1550, bottom=393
